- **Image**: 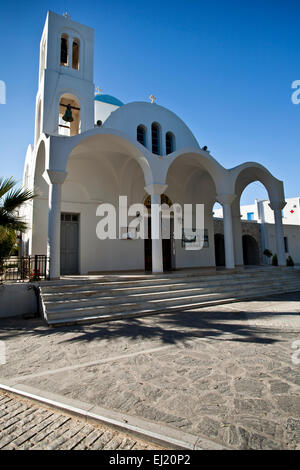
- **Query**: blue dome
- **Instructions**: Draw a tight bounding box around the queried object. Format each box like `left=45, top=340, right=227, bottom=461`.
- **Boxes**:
left=94, top=94, right=124, bottom=107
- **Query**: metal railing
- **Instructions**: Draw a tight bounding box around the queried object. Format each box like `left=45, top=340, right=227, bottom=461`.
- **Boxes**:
left=0, top=255, right=50, bottom=282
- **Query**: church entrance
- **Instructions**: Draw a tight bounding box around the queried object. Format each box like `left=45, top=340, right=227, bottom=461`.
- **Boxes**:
left=144, top=194, right=173, bottom=272
left=242, top=234, right=260, bottom=265
left=60, top=213, right=79, bottom=274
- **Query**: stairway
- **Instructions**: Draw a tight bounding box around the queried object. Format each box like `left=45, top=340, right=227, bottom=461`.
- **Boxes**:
left=39, top=267, right=300, bottom=326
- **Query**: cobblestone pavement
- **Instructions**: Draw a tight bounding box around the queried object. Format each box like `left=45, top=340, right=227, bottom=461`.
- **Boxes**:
left=0, top=391, right=160, bottom=450
left=0, top=292, right=300, bottom=450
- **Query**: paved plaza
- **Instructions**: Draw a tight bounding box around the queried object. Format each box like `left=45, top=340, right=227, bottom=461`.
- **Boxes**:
left=0, top=390, right=158, bottom=450
left=0, top=292, right=300, bottom=450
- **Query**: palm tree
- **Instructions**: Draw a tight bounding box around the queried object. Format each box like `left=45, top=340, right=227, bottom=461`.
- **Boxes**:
left=0, top=177, right=35, bottom=233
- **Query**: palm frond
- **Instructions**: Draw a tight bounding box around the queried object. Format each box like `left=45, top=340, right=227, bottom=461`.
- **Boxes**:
left=0, top=213, right=27, bottom=232
left=0, top=177, right=16, bottom=200
left=0, top=177, right=35, bottom=233
left=3, top=187, right=36, bottom=213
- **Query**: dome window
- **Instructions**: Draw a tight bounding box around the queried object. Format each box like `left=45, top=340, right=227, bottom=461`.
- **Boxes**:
left=166, top=132, right=175, bottom=154
left=137, top=125, right=146, bottom=147
left=151, top=122, right=161, bottom=155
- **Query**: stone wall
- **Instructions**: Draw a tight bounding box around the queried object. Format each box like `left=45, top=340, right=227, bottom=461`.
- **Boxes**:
left=213, top=218, right=263, bottom=264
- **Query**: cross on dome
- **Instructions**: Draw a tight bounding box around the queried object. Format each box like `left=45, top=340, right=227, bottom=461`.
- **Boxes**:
left=149, top=94, right=157, bottom=104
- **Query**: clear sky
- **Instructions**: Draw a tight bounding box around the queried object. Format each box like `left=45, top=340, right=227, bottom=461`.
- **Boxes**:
left=0, top=0, right=299, bottom=204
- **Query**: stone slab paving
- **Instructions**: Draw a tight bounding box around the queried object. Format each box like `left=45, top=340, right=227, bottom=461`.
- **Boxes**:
left=0, top=390, right=160, bottom=450
left=0, top=291, right=300, bottom=450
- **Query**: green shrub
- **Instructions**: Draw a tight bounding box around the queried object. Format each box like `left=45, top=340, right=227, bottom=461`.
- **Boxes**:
left=286, top=255, right=294, bottom=267
left=271, top=254, right=278, bottom=266
left=263, top=249, right=272, bottom=258
left=0, top=228, right=16, bottom=260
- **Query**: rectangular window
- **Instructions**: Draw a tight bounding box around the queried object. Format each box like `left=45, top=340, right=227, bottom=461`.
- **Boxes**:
left=247, top=212, right=254, bottom=221
left=284, top=237, right=289, bottom=253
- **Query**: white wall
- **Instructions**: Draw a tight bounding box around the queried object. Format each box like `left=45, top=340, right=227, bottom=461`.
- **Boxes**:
left=264, top=223, right=300, bottom=264
left=94, top=101, right=120, bottom=124
left=240, top=203, right=258, bottom=221
left=0, top=284, right=38, bottom=318
left=103, top=102, right=200, bottom=155
left=239, top=198, right=300, bottom=225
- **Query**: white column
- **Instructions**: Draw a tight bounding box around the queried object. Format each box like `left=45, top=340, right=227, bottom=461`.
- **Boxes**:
left=145, top=183, right=168, bottom=273
left=232, top=213, right=243, bottom=266
left=269, top=201, right=286, bottom=266
left=217, top=194, right=236, bottom=269
left=43, top=170, right=67, bottom=279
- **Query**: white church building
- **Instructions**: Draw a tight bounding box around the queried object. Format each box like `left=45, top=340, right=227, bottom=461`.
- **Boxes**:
left=22, top=11, right=288, bottom=279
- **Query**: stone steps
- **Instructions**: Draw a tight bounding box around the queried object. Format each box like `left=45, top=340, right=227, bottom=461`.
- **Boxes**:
left=40, top=269, right=296, bottom=296
left=39, top=267, right=290, bottom=291
left=43, top=276, right=300, bottom=310
left=40, top=268, right=300, bottom=326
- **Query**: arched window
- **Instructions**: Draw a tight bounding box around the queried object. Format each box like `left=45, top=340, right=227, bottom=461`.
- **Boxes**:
left=151, top=122, right=161, bottom=155
left=137, top=125, right=146, bottom=146
left=58, top=94, right=81, bottom=136
left=60, top=34, right=69, bottom=66
left=72, top=38, right=80, bottom=70
left=166, top=132, right=175, bottom=154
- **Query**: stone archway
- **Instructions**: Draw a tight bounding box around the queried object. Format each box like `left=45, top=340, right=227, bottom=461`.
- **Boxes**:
left=214, top=233, right=225, bottom=267
left=232, top=162, right=286, bottom=266
left=242, top=234, right=260, bottom=265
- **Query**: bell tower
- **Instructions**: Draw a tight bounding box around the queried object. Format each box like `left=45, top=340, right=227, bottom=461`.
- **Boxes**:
left=34, top=11, right=95, bottom=143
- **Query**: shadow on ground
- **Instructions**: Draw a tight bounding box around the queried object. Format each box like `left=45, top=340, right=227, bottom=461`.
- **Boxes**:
left=0, top=291, right=299, bottom=346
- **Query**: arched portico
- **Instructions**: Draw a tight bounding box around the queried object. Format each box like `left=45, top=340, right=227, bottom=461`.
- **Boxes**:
left=44, top=129, right=153, bottom=278
left=232, top=162, right=286, bottom=266
left=38, top=126, right=287, bottom=278
left=163, top=151, right=222, bottom=270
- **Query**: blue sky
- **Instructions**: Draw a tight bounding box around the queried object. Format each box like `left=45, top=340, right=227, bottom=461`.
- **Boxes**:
left=0, top=0, right=299, bottom=204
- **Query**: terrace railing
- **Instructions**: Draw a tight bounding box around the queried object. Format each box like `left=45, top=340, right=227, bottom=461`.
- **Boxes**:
left=0, top=255, right=50, bottom=282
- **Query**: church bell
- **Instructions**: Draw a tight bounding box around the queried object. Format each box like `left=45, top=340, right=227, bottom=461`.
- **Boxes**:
left=62, top=104, right=74, bottom=122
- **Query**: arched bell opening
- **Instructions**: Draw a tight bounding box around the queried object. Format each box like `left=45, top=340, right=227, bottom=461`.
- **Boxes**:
left=58, top=94, right=81, bottom=136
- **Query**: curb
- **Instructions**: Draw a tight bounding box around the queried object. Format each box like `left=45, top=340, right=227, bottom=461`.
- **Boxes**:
left=0, top=381, right=226, bottom=450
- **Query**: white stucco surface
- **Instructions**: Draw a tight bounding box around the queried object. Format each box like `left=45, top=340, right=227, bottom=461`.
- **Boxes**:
left=0, top=284, right=37, bottom=318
